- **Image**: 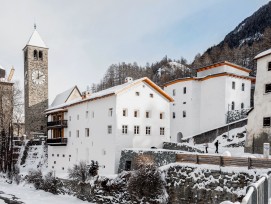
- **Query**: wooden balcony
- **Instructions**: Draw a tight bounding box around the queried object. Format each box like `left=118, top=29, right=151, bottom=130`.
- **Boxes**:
left=47, top=120, right=68, bottom=129
left=47, top=137, right=68, bottom=146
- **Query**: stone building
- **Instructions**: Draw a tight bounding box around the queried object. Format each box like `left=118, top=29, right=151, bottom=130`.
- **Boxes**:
left=246, top=48, right=271, bottom=153
left=23, top=27, right=48, bottom=137
left=45, top=77, right=173, bottom=175
left=164, top=61, right=255, bottom=142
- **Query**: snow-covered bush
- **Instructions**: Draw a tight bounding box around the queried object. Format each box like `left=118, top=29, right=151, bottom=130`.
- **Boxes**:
left=68, top=161, right=90, bottom=183
left=26, top=169, right=43, bottom=189
left=127, top=164, right=168, bottom=203
left=42, top=171, right=63, bottom=194
left=89, top=160, right=99, bottom=177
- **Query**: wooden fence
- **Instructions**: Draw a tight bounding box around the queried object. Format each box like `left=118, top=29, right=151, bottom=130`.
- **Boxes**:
left=176, top=154, right=271, bottom=169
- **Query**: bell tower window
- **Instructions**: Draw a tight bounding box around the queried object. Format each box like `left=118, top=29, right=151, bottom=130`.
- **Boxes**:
left=33, top=50, right=38, bottom=60
left=39, top=51, right=43, bottom=60
left=24, top=51, right=28, bottom=62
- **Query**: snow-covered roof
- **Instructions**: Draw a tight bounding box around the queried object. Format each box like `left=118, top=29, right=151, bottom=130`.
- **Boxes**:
left=46, top=77, right=174, bottom=112
left=254, top=48, right=271, bottom=60
left=26, top=29, right=47, bottom=48
left=50, top=86, right=80, bottom=107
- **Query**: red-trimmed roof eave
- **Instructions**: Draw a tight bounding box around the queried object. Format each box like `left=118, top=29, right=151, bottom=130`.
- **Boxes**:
left=196, top=61, right=251, bottom=73
left=143, top=78, right=174, bottom=102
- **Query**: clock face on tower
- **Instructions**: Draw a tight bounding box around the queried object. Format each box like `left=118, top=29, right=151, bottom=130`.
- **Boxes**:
left=32, top=70, right=45, bottom=85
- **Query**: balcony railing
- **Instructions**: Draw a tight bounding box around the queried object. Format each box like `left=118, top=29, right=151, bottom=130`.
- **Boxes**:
left=47, top=137, right=68, bottom=146
left=47, top=120, right=68, bottom=129
left=226, top=108, right=250, bottom=124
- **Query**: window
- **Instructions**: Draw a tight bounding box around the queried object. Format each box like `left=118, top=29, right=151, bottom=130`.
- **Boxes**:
left=108, top=125, right=112, bottom=134
left=52, top=154, right=54, bottom=157
left=173, top=112, right=176, bottom=119
left=241, top=103, right=244, bottom=109
left=150, top=93, right=153, bottom=98
left=146, top=111, right=150, bottom=118
left=39, top=51, right=43, bottom=60
left=268, top=62, right=271, bottom=71
left=135, top=92, right=140, bottom=96
left=63, top=154, right=65, bottom=157
left=85, top=128, right=89, bottom=137
left=160, top=127, right=165, bottom=136
left=62, top=167, right=65, bottom=170
left=183, top=111, right=186, bottom=118
left=265, top=84, right=271, bottom=93
left=85, top=111, right=89, bottom=118
left=263, top=117, right=271, bottom=127
left=54, top=161, right=56, bottom=164
left=146, top=126, right=151, bottom=135
left=125, top=161, right=132, bottom=171
left=232, top=81, right=235, bottom=90
left=33, top=50, right=38, bottom=60
left=92, top=111, right=95, bottom=118
left=69, top=116, right=71, bottom=121
left=77, top=114, right=79, bottom=120
left=183, top=87, right=187, bottom=94
left=57, top=154, right=59, bottom=157
left=24, top=51, right=27, bottom=62
left=231, top=101, right=235, bottom=110
left=242, top=83, right=245, bottom=91
left=183, top=102, right=186, bottom=104
left=160, top=112, right=164, bottom=119
left=173, top=89, right=176, bottom=96
left=122, top=125, right=128, bottom=134
left=76, top=130, right=79, bottom=138
left=134, top=126, right=139, bottom=135
left=69, top=131, right=71, bottom=137
left=134, top=110, right=139, bottom=117
left=123, top=109, right=128, bottom=117
left=52, top=166, right=54, bottom=169
left=108, top=108, right=113, bottom=117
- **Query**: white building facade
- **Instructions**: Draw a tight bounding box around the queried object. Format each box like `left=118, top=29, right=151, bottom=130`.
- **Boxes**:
left=164, top=61, right=255, bottom=142
left=46, top=77, right=173, bottom=175
left=246, top=49, right=271, bottom=153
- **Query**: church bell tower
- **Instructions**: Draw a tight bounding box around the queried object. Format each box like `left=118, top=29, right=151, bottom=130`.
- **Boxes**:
left=23, top=25, right=48, bottom=136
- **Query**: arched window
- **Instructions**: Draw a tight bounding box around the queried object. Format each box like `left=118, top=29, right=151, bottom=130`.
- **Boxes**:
left=231, top=101, right=235, bottom=110
left=177, top=132, right=183, bottom=143
left=39, top=51, right=43, bottom=60
left=241, top=103, right=244, bottom=109
left=24, top=51, right=27, bottom=62
left=242, top=83, right=245, bottom=91
left=33, top=50, right=38, bottom=60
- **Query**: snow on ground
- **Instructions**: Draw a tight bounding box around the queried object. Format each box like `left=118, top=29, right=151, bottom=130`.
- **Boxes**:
left=184, top=125, right=265, bottom=158
left=0, top=182, right=92, bottom=204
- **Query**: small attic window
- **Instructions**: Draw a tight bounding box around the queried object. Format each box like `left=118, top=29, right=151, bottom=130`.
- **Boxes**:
left=34, top=50, right=38, bottom=60
left=39, top=51, right=43, bottom=60
left=268, top=62, right=271, bottom=71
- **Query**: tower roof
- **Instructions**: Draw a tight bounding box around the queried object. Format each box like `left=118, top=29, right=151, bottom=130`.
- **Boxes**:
left=26, top=29, right=47, bottom=48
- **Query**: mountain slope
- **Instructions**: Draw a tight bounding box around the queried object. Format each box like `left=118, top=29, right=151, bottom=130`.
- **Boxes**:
left=192, top=2, right=271, bottom=75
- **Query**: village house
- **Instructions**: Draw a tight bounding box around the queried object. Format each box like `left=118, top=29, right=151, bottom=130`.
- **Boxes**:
left=246, top=49, right=271, bottom=153
left=45, top=77, right=173, bottom=175
left=164, top=61, right=255, bottom=142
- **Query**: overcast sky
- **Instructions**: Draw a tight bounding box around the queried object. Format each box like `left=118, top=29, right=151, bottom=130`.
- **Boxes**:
left=0, top=0, right=268, bottom=103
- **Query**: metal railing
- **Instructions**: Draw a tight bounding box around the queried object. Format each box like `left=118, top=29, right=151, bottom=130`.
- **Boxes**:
left=240, top=174, right=271, bottom=204
left=47, top=120, right=68, bottom=129
left=47, top=137, right=68, bottom=146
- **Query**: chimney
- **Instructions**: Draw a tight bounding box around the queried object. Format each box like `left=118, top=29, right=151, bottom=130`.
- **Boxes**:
left=82, top=90, right=91, bottom=99
left=125, top=77, right=133, bottom=83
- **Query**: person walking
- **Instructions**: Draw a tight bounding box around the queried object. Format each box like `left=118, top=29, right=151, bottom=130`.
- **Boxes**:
left=205, top=142, right=208, bottom=153
left=215, top=140, right=219, bottom=153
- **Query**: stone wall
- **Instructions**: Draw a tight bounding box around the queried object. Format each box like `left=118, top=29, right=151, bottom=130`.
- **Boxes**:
left=56, top=163, right=265, bottom=204
left=192, top=119, right=247, bottom=144
left=118, top=149, right=179, bottom=173
left=162, top=164, right=263, bottom=204
left=163, top=142, right=204, bottom=153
